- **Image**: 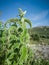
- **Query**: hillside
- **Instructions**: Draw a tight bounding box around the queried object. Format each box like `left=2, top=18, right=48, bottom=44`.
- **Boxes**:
left=28, top=26, right=49, bottom=45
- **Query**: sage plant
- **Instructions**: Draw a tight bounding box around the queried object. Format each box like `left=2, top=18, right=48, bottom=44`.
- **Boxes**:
left=0, top=8, right=32, bottom=65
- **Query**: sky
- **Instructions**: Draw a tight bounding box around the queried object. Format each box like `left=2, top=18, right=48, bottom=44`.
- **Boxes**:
left=0, top=0, right=49, bottom=27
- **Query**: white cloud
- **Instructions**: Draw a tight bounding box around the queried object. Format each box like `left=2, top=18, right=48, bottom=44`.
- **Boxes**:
left=27, top=10, right=49, bottom=27
left=32, top=10, right=49, bottom=21
left=33, top=23, right=41, bottom=27
left=33, top=19, right=49, bottom=27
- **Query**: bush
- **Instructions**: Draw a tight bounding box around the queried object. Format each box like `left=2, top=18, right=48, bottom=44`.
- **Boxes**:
left=31, top=34, right=40, bottom=41
left=0, top=8, right=32, bottom=65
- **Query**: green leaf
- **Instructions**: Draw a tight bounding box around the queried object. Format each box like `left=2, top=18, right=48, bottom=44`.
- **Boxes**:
left=12, top=43, right=20, bottom=49
left=6, top=59, right=11, bottom=65
left=24, top=18, right=32, bottom=28
left=8, top=53, right=15, bottom=60
left=19, top=45, right=28, bottom=64
left=18, top=8, right=26, bottom=17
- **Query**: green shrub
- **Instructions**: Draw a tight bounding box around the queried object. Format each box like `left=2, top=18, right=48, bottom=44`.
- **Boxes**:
left=31, top=34, right=40, bottom=41
left=0, top=8, right=32, bottom=65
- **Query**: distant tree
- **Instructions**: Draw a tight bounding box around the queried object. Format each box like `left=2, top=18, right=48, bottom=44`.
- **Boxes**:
left=31, top=34, right=40, bottom=41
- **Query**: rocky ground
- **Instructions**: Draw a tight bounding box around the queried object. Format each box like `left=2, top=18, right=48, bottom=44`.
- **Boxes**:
left=27, top=44, right=49, bottom=60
